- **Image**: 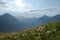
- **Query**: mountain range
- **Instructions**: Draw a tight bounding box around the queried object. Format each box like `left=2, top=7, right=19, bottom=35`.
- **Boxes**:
left=17, top=14, right=60, bottom=26
left=35, top=14, right=60, bottom=26
left=0, top=13, right=60, bottom=32
left=0, top=13, right=30, bottom=32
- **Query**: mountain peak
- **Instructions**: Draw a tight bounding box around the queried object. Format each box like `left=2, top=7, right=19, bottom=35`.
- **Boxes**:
left=40, top=15, right=50, bottom=19
left=42, top=15, right=49, bottom=17
left=2, top=13, right=12, bottom=17
left=53, top=14, right=60, bottom=17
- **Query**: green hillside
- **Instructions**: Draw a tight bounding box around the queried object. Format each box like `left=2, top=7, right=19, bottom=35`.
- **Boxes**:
left=0, top=21, right=60, bottom=40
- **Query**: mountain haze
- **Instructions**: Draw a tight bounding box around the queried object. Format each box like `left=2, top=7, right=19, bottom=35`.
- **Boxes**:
left=0, top=13, right=30, bottom=32
left=17, top=14, right=60, bottom=26
left=0, top=13, right=60, bottom=32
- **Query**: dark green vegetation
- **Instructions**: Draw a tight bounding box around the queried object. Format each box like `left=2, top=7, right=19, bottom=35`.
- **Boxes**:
left=0, top=21, right=60, bottom=40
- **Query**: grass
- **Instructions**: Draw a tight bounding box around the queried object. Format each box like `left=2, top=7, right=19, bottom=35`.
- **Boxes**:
left=0, top=21, right=60, bottom=40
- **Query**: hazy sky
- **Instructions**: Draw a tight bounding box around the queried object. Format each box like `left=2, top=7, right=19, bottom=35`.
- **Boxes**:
left=0, top=0, right=60, bottom=10
left=0, top=0, right=60, bottom=17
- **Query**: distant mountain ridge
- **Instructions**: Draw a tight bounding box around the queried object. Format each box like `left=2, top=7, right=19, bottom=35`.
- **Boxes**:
left=0, top=13, right=60, bottom=32
left=17, top=14, right=60, bottom=26
left=0, top=13, right=30, bottom=32
left=34, top=14, right=60, bottom=26
left=51, top=14, right=60, bottom=21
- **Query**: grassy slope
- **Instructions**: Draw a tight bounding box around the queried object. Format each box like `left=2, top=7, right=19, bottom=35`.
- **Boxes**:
left=0, top=21, right=60, bottom=40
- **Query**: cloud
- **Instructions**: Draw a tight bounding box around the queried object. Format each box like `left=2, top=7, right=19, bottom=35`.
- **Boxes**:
left=0, top=0, right=32, bottom=11
left=14, top=0, right=32, bottom=11
left=0, top=0, right=60, bottom=18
